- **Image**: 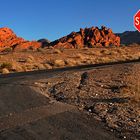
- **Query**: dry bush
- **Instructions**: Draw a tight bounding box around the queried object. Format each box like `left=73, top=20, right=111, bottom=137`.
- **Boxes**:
left=85, top=50, right=102, bottom=56
left=44, top=63, right=52, bottom=69
left=1, top=68, right=10, bottom=74
left=18, top=58, right=27, bottom=63
left=37, top=48, right=45, bottom=53
left=95, top=57, right=114, bottom=64
left=75, top=60, right=83, bottom=65
left=0, top=62, right=12, bottom=70
left=65, top=59, right=77, bottom=66
left=85, top=51, right=96, bottom=55
left=11, top=62, right=23, bottom=72
left=26, top=55, right=35, bottom=63
left=2, top=47, right=13, bottom=53
left=100, top=49, right=112, bottom=55
left=53, top=59, right=65, bottom=67
left=53, top=49, right=62, bottom=54
left=76, top=53, right=85, bottom=59
left=34, top=63, right=45, bottom=70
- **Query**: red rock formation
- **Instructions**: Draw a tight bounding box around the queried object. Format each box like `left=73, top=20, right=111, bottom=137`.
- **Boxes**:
left=0, top=26, right=120, bottom=51
left=0, top=27, right=41, bottom=51
left=50, top=26, right=120, bottom=48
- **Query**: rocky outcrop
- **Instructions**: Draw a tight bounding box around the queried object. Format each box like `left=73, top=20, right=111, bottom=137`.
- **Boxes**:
left=0, top=26, right=120, bottom=51
left=0, top=27, right=41, bottom=51
left=50, top=26, right=120, bottom=48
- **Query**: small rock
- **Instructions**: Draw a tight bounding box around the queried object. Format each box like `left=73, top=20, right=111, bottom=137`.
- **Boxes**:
left=2, top=68, right=10, bottom=74
left=101, top=85, right=104, bottom=87
left=123, top=136, right=126, bottom=139
left=88, top=109, right=92, bottom=112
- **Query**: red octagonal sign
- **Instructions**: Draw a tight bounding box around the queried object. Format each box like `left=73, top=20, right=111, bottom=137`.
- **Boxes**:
left=134, top=10, right=140, bottom=32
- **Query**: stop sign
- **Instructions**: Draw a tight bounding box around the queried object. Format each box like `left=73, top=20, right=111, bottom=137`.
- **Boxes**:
left=134, top=10, right=140, bottom=32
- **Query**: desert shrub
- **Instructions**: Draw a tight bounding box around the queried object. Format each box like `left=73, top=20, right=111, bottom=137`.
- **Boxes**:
left=76, top=53, right=85, bottom=59
left=1, top=68, right=10, bottom=74
left=100, top=49, right=111, bottom=55
left=34, top=63, right=45, bottom=70
left=10, top=62, right=23, bottom=72
left=26, top=55, right=35, bottom=63
left=53, top=59, right=65, bottom=67
left=2, top=47, right=13, bottom=53
left=37, top=47, right=45, bottom=52
left=0, top=62, right=12, bottom=69
left=65, top=59, right=76, bottom=66
left=44, top=63, right=52, bottom=69
left=53, top=49, right=62, bottom=54
left=95, top=57, right=114, bottom=64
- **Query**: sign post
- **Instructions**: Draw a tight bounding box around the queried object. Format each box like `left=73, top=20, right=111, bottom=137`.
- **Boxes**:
left=134, top=10, right=140, bottom=32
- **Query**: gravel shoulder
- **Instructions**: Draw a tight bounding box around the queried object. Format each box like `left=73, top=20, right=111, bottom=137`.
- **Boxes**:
left=33, top=62, right=140, bottom=140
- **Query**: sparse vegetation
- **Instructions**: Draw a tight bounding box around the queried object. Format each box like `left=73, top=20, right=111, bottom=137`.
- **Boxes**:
left=0, top=46, right=140, bottom=74
left=26, top=55, right=35, bottom=63
left=53, top=59, right=65, bottom=67
left=37, top=47, right=45, bottom=53
left=76, top=53, right=85, bottom=59
left=0, top=62, right=12, bottom=69
left=2, top=47, right=13, bottom=53
left=100, top=49, right=112, bottom=55
left=1, top=68, right=10, bottom=74
left=65, top=59, right=77, bottom=66
left=53, top=49, right=62, bottom=54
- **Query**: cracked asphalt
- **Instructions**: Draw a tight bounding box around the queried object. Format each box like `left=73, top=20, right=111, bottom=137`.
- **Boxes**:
left=0, top=61, right=139, bottom=140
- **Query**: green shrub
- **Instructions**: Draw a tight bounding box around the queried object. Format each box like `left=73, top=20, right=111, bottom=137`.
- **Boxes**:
left=0, top=62, right=12, bottom=69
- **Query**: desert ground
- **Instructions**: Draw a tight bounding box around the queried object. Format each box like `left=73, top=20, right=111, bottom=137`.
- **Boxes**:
left=0, top=45, right=140, bottom=74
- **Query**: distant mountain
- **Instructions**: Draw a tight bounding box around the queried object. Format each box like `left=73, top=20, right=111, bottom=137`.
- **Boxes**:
left=117, top=31, right=140, bottom=45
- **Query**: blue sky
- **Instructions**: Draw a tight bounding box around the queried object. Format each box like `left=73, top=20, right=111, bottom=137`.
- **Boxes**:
left=0, top=0, right=140, bottom=41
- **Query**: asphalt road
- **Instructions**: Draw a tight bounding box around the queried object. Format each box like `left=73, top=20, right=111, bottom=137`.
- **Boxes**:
left=0, top=60, right=139, bottom=140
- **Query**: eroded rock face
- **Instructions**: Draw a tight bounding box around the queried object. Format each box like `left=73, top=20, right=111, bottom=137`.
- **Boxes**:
left=0, top=27, right=41, bottom=51
left=50, top=26, right=120, bottom=48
